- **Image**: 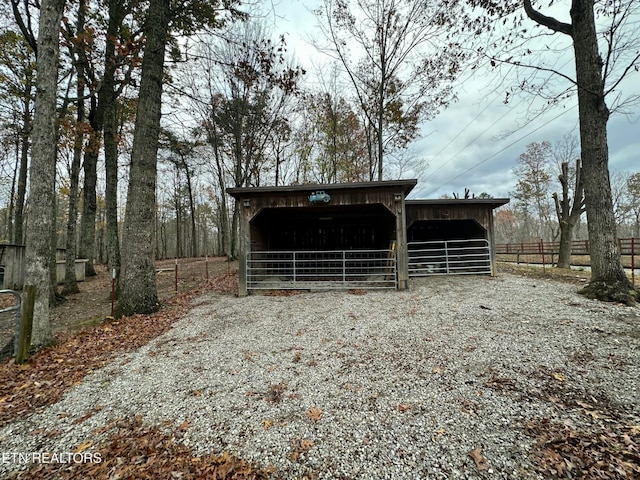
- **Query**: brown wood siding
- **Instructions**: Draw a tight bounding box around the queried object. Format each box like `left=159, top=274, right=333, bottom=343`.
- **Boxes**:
left=406, top=204, right=493, bottom=233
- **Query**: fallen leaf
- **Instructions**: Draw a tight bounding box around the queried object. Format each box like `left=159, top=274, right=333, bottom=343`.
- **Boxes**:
left=397, top=403, right=410, bottom=412
left=300, top=439, right=314, bottom=449
left=468, top=447, right=488, bottom=470
left=306, top=407, right=323, bottom=422
left=74, top=441, right=92, bottom=453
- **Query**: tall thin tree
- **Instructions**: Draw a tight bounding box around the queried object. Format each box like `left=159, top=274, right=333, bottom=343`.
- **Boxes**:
left=24, top=0, right=65, bottom=347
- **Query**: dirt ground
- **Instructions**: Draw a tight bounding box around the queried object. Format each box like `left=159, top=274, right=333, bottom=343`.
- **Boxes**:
left=48, top=260, right=595, bottom=336
left=0, top=258, right=623, bottom=346
left=50, top=256, right=238, bottom=334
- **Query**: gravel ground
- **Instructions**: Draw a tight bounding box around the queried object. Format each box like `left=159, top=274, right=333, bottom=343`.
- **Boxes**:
left=1, top=273, right=639, bottom=479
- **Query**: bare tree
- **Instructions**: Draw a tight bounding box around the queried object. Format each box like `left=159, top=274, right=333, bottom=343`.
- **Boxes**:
left=551, top=136, right=585, bottom=269
left=626, top=173, right=640, bottom=238
left=0, top=30, right=35, bottom=244
left=189, top=23, right=303, bottom=257
left=315, top=0, right=465, bottom=180
left=511, top=141, right=556, bottom=240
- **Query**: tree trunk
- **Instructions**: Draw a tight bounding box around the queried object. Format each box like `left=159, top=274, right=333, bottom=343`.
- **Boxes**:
left=62, top=101, right=82, bottom=294
left=185, top=166, right=197, bottom=257
left=554, top=160, right=584, bottom=269
left=63, top=0, right=87, bottom=295
left=24, top=0, right=65, bottom=347
left=571, top=0, right=634, bottom=303
left=7, top=140, right=17, bottom=242
left=78, top=120, right=99, bottom=277
left=102, top=0, right=124, bottom=293
left=212, top=135, right=231, bottom=258
left=13, top=98, right=31, bottom=245
left=175, top=181, right=182, bottom=258
left=115, top=0, right=170, bottom=317
left=231, top=200, right=240, bottom=259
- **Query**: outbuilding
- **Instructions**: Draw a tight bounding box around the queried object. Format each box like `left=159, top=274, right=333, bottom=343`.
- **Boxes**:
left=227, top=180, right=416, bottom=296
left=227, top=181, right=508, bottom=295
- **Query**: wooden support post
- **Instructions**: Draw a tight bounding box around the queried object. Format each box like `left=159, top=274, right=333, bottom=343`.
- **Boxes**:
left=394, top=193, right=409, bottom=290
left=174, top=258, right=178, bottom=294
left=632, top=237, right=635, bottom=287
left=16, top=285, right=35, bottom=364
left=237, top=200, right=251, bottom=297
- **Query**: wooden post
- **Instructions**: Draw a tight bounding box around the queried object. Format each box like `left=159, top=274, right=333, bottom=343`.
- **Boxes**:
left=205, top=255, right=209, bottom=281
left=237, top=199, right=251, bottom=297
left=16, top=285, right=35, bottom=364
left=174, top=258, right=178, bottom=293
left=394, top=193, right=409, bottom=290
left=109, top=268, right=116, bottom=318
left=632, top=237, right=635, bottom=287
left=540, top=239, right=546, bottom=275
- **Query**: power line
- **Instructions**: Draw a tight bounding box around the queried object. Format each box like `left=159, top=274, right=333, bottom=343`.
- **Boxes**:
left=427, top=103, right=577, bottom=194
left=423, top=53, right=574, bottom=180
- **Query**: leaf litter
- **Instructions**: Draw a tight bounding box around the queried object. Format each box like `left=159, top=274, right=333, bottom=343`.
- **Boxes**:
left=0, top=264, right=271, bottom=479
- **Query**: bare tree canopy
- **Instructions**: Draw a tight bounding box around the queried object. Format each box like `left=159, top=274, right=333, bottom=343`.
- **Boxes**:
left=314, top=0, right=467, bottom=180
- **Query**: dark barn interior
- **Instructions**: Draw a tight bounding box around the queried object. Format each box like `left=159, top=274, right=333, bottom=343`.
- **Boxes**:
left=250, top=204, right=396, bottom=251
left=407, top=219, right=487, bottom=243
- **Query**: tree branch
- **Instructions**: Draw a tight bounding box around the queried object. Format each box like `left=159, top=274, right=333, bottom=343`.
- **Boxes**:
left=523, top=0, right=572, bottom=36
left=10, top=0, right=38, bottom=55
left=486, top=53, right=578, bottom=88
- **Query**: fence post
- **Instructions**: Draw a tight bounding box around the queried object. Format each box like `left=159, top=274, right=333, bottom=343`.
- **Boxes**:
left=632, top=238, right=636, bottom=288
left=110, top=269, right=116, bottom=318
left=540, top=239, right=546, bottom=275
left=205, top=255, right=209, bottom=281
left=174, top=258, right=178, bottom=294
left=16, top=285, right=35, bottom=365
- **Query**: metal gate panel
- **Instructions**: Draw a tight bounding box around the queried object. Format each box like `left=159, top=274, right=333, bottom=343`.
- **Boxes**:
left=408, top=239, right=491, bottom=276
left=247, top=249, right=397, bottom=290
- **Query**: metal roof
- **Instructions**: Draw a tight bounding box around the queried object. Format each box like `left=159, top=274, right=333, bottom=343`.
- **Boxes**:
left=227, top=179, right=418, bottom=198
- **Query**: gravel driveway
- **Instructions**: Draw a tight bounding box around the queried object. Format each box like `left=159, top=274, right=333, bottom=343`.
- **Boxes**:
left=1, top=273, right=639, bottom=479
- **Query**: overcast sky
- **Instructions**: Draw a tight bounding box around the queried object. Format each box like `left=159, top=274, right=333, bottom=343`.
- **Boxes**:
left=268, top=0, right=640, bottom=200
